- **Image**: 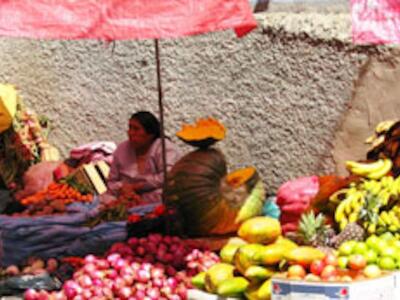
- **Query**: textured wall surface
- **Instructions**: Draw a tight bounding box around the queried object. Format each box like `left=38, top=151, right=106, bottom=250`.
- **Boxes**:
left=0, top=8, right=387, bottom=193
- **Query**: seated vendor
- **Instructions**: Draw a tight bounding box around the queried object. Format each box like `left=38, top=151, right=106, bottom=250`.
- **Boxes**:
left=105, top=111, right=181, bottom=204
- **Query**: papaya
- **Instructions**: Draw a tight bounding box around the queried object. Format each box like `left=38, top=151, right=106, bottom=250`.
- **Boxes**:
left=260, top=244, right=287, bottom=266
left=258, top=279, right=272, bottom=299
left=220, top=244, right=241, bottom=264
left=244, top=266, right=275, bottom=282
left=238, top=217, right=281, bottom=244
left=227, top=237, right=248, bottom=246
left=234, top=244, right=265, bottom=275
left=244, top=284, right=263, bottom=300
left=217, top=277, right=249, bottom=297
left=284, top=246, right=325, bottom=266
left=191, top=272, right=206, bottom=289
left=204, top=263, right=235, bottom=293
left=274, top=236, right=298, bottom=249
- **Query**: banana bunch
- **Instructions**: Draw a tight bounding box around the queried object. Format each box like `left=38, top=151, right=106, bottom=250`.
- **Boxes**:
left=345, top=158, right=393, bottom=180
left=333, top=187, right=366, bottom=231
left=377, top=206, right=400, bottom=234
left=332, top=176, right=400, bottom=233
left=365, top=120, right=396, bottom=145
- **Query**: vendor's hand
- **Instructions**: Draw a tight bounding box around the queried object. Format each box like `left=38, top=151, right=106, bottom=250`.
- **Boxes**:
left=121, top=182, right=145, bottom=194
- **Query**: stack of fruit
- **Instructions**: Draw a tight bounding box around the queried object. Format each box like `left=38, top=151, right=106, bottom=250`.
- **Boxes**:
left=14, top=182, right=93, bottom=216
left=190, top=216, right=331, bottom=299
left=23, top=234, right=220, bottom=300
left=0, top=257, right=59, bottom=279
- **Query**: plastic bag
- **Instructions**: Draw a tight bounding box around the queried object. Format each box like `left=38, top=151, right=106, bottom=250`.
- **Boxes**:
left=14, top=161, right=60, bottom=200
left=352, top=0, right=400, bottom=44
left=0, top=273, right=61, bottom=296
left=277, top=176, right=319, bottom=233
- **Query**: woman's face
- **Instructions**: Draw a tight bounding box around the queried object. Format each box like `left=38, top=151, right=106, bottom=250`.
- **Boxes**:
left=128, top=119, right=154, bottom=150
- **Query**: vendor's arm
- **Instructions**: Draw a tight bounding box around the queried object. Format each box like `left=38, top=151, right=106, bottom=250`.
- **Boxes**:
left=137, top=139, right=181, bottom=191
left=106, top=148, right=123, bottom=195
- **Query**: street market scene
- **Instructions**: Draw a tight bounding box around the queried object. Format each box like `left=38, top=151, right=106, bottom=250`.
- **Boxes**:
left=0, top=0, right=400, bottom=299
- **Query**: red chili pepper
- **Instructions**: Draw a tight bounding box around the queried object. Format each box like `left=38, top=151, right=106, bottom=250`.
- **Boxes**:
left=128, top=214, right=142, bottom=223
left=153, top=204, right=166, bottom=216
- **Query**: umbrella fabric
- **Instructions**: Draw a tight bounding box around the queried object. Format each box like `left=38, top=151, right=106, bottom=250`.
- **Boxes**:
left=351, top=0, right=400, bottom=44
left=0, top=0, right=257, bottom=40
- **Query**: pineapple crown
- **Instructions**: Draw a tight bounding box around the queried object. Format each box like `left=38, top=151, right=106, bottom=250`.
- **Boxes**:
left=298, top=211, right=331, bottom=242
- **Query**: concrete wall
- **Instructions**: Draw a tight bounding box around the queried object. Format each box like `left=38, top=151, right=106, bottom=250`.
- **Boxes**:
left=0, top=6, right=397, bottom=193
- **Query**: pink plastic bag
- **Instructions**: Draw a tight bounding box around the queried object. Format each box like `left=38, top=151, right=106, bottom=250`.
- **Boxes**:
left=277, top=176, right=319, bottom=233
left=352, top=0, right=400, bottom=44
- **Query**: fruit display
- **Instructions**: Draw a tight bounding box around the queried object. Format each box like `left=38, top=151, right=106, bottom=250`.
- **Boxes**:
left=0, top=85, right=59, bottom=187
left=176, top=117, right=226, bottom=148
left=366, top=120, right=400, bottom=177
left=23, top=234, right=220, bottom=300
left=0, top=257, right=59, bottom=280
left=331, top=174, right=400, bottom=235
left=191, top=216, right=305, bottom=299
left=166, top=119, right=265, bottom=236
left=13, top=182, right=93, bottom=216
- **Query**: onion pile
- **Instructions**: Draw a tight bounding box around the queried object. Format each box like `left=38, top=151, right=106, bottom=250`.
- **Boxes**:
left=24, top=234, right=220, bottom=300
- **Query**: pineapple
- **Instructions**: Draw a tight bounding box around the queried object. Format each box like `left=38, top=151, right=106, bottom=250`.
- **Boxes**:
left=296, top=211, right=336, bottom=248
left=331, top=223, right=365, bottom=249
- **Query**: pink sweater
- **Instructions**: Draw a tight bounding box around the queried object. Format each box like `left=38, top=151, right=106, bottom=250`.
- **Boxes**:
left=107, top=138, right=182, bottom=203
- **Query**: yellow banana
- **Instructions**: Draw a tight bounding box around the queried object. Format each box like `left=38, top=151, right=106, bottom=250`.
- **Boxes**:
left=335, top=201, right=347, bottom=223
left=375, top=120, right=396, bottom=134
left=378, top=216, right=386, bottom=227
left=340, top=218, right=348, bottom=231
left=367, top=223, right=376, bottom=234
left=388, top=211, right=400, bottom=227
left=380, top=211, right=391, bottom=225
left=348, top=212, right=359, bottom=223
left=345, top=159, right=386, bottom=176
left=378, top=190, right=391, bottom=206
left=367, top=159, right=393, bottom=180
left=329, top=188, right=349, bottom=204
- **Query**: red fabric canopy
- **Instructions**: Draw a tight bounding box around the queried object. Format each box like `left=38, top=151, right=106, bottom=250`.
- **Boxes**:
left=0, top=0, right=257, bottom=40
left=352, top=0, right=400, bottom=44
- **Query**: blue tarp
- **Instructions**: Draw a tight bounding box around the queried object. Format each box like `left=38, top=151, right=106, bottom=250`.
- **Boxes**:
left=0, top=198, right=158, bottom=266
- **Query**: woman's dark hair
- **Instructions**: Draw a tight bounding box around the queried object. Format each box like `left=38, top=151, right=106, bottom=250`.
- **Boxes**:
left=130, top=111, right=161, bottom=139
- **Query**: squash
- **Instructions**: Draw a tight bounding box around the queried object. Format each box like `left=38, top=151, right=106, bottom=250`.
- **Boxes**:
left=166, top=149, right=265, bottom=236
left=176, top=117, right=226, bottom=148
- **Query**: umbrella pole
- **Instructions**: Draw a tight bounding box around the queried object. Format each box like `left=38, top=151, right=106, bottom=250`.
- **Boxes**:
left=155, top=39, right=168, bottom=205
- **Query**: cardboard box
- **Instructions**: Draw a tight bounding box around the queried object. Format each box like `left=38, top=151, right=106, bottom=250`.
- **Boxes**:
left=393, top=271, right=400, bottom=299
left=71, top=161, right=110, bottom=195
left=272, top=274, right=395, bottom=300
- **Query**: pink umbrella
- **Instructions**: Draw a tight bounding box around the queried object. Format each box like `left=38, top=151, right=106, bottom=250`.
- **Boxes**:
left=0, top=0, right=257, bottom=194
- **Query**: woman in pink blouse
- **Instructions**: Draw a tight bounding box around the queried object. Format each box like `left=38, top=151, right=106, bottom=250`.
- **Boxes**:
left=106, top=111, right=181, bottom=204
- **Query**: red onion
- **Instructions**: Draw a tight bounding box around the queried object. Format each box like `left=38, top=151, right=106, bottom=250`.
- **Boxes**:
left=119, top=286, right=133, bottom=299
left=24, top=289, right=38, bottom=300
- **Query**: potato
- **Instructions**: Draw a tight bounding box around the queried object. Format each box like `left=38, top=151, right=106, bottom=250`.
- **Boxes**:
left=31, top=259, right=45, bottom=271
left=5, top=265, right=20, bottom=276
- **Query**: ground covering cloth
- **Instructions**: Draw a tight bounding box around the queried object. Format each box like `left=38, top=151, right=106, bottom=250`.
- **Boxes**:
left=0, top=198, right=158, bottom=267
left=352, top=0, right=400, bottom=44
left=0, top=0, right=256, bottom=40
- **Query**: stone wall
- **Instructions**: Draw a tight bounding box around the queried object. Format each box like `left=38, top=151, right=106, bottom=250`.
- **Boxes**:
left=0, top=6, right=397, bottom=193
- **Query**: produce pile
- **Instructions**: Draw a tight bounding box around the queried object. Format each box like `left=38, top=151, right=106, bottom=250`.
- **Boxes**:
left=188, top=120, right=400, bottom=299
left=13, top=182, right=93, bottom=216
left=23, top=234, right=220, bottom=300
left=0, top=257, right=59, bottom=279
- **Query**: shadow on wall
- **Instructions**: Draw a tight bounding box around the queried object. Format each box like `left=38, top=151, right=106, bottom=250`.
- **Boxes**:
left=250, top=0, right=270, bottom=12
